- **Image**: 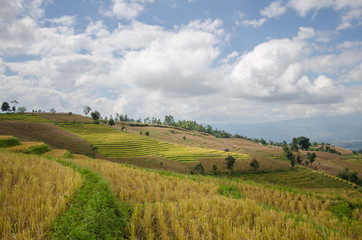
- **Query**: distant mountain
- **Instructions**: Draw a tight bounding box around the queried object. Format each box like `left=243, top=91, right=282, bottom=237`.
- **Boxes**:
left=217, top=113, right=362, bottom=150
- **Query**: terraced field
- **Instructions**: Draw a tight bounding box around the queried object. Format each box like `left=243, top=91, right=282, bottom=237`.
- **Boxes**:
left=58, top=123, right=249, bottom=162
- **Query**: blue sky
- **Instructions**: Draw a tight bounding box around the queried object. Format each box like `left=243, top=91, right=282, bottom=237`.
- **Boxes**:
left=1, top=0, right=362, bottom=128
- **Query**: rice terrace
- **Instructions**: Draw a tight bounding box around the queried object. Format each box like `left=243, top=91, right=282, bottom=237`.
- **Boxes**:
left=0, top=112, right=361, bottom=239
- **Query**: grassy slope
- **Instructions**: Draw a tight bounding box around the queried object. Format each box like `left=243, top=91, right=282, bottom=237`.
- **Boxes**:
left=58, top=123, right=248, bottom=162
left=0, top=120, right=95, bottom=157
left=124, top=123, right=362, bottom=177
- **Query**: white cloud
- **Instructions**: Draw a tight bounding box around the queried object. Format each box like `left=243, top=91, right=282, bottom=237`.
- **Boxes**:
left=337, top=7, right=362, bottom=30
left=226, top=33, right=344, bottom=104
left=240, top=18, right=266, bottom=28
left=0, top=0, right=23, bottom=21
left=261, top=1, right=287, bottom=18
left=296, top=27, right=315, bottom=39
left=103, top=0, right=154, bottom=20
left=1, top=0, right=361, bottom=124
left=46, top=15, right=76, bottom=27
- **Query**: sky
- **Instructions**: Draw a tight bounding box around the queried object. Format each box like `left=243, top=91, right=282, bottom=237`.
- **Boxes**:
left=1, top=0, right=362, bottom=129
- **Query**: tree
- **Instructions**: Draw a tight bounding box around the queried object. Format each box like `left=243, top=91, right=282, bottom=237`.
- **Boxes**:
left=90, top=110, right=101, bottom=121
left=49, top=108, right=56, bottom=113
left=108, top=118, right=115, bottom=126
left=11, top=100, right=18, bottom=113
left=164, top=115, right=175, bottom=126
left=225, top=155, right=236, bottom=175
left=291, top=137, right=298, bottom=151
left=297, top=136, right=311, bottom=150
left=1, top=102, right=10, bottom=113
left=290, top=157, right=296, bottom=169
left=191, top=163, right=204, bottom=175
left=296, top=151, right=302, bottom=164
left=306, top=152, right=316, bottom=167
left=83, top=106, right=91, bottom=116
left=145, top=130, right=150, bottom=136
left=250, top=158, right=259, bottom=171
left=17, top=106, right=26, bottom=113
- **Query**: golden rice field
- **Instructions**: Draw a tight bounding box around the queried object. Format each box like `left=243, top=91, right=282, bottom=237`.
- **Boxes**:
left=43, top=149, right=69, bottom=158
left=6, top=142, right=45, bottom=153
left=72, top=157, right=362, bottom=239
left=59, top=123, right=248, bottom=162
left=0, top=152, right=83, bottom=239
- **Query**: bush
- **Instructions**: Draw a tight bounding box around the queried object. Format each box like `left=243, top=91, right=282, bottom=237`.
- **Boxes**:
left=24, top=144, right=51, bottom=155
left=191, top=163, right=204, bottom=175
left=0, top=137, right=21, bottom=148
left=337, top=168, right=361, bottom=186
left=145, top=130, right=149, bottom=136
left=250, top=158, right=259, bottom=171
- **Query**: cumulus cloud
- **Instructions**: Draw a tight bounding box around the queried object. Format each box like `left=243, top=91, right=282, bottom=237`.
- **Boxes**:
left=226, top=29, right=344, bottom=104
left=103, top=0, right=154, bottom=20
left=119, top=19, right=224, bottom=97
left=261, top=1, right=287, bottom=18
left=1, top=0, right=360, bottom=123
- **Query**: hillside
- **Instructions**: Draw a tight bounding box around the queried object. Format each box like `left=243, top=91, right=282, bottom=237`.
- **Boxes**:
left=0, top=113, right=360, bottom=180
left=0, top=136, right=361, bottom=239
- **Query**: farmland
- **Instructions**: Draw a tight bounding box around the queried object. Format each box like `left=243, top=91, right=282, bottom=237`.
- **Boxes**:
left=0, top=113, right=361, bottom=239
left=72, top=157, right=362, bottom=239
left=57, top=123, right=248, bottom=162
left=0, top=151, right=83, bottom=239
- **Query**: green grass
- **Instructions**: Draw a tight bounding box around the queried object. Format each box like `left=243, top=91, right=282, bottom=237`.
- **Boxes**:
left=48, top=158, right=132, bottom=239
left=58, top=123, right=249, bottom=162
left=0, top=113, right=50, bottom=122
left=218, top=185, right=242, bottom=199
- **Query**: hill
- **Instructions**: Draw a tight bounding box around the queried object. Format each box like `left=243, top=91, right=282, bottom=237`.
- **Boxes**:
left=0, top=113, right=95, bottom=157
left=0, top=113, right=360, bottom=180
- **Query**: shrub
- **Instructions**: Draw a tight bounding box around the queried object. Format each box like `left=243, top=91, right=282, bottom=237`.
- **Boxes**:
left=145, top=130, right=149, bottom=136
left=183, top=136, right=186, bottom=140
left=24, top=144, right=51, bottom=155
left=191, top=163, right=204, bottom=175
left=250, top=158, right=259, bottom=171
left=0, top=137, right=21, bottom=148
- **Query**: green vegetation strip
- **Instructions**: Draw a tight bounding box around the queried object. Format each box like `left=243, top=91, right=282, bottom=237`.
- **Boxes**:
left=24, top=144, right=51, bottom=155
left=0, top=136, right=21, bottom=147
left=48, top=158, right=132, bottom=239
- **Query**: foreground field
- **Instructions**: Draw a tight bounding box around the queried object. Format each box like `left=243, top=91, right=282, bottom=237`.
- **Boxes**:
left=0, top=152, right=83, bottom=239
left=72, top=157, right=362, bottom=240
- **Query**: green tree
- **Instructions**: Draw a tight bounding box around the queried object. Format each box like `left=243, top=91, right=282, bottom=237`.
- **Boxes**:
left=145, top=130, right=149, bottom=136
left=17, top=106, right=26, bottom=113
left=1, top=102, right=10, bottom=113
left=164, top=115, right=175, bottom=126
left=306, top=152, right=317, bottom=167
left=297, top=136, right=311, bottom=150
left=225, top=155, right=236, bottom=175
left=11, top=100, right=18, bottom=113
left=108, top=118, right=115, bottom=126
left=291, top=137, right=298, bottom=151
left=90, top=110, right=101, bottom=121
left=250, top=158, right=259, bottom=171
left=49, top=108, right=56, bottom=113
left=191, top=163, right=204, bottom=175
left=296, top=151, right=302, bottom=164
left=83, top=106, right=91, bottom=116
